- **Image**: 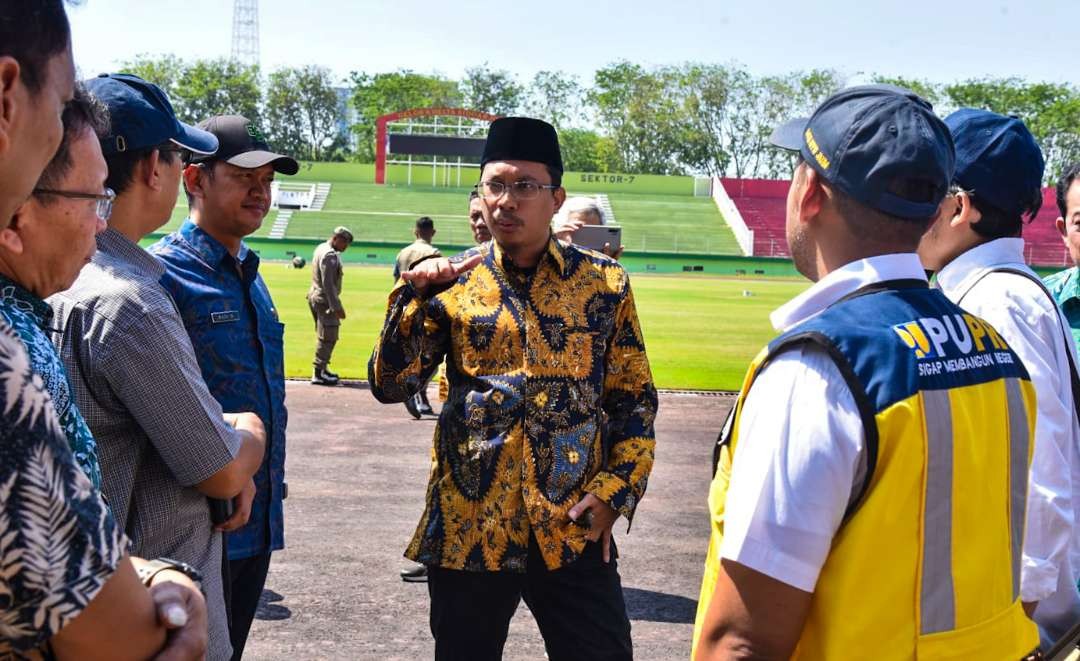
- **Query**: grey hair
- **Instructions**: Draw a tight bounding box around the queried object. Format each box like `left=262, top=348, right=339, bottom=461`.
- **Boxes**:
left=554, top=196, right=605, bottom=228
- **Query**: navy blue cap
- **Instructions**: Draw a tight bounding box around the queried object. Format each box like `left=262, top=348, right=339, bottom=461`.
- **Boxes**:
left=770, top=84, right=955, bottom=220
left=945, top=108, right=1044, bottom=217
left=85, top=73, right=218, bottom=157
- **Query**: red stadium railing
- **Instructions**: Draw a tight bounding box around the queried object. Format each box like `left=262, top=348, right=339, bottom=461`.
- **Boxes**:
left=721, top=178, right=1071, bottom=267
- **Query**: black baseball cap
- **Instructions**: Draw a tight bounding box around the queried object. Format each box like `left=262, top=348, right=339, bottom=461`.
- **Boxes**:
left=946, top=109, right=1044, bottom=218
left=186, top=115, right=299, bottom=175
left=86, top=73, right=218, bottom=156
left=770, top=84, right=955, bottom=220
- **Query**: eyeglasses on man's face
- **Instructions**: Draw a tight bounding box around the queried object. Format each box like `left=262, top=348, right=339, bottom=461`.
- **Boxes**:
left=475, top=180, right=558, bottom=201
left=33, top=187, right=116, bottom=221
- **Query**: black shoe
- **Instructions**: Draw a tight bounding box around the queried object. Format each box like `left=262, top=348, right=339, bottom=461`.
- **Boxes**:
left=404, top=395, right=422, bottom=419
left=400, top=563, right=428, bottom=583
left=417, top=391, right=435, bottom=416
left=323, top=368, right=340, bottom=380
left=311, top=368, right=339, bottom=386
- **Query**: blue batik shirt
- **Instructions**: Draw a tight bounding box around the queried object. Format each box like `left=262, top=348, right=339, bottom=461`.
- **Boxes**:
left=150, top=219, right=287, bottom=560
left=0, top=273, right=102, bottom=488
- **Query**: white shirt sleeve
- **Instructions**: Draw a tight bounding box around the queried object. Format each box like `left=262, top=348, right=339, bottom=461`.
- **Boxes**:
left=718, top=344, right=865, bottom=593
left=967, top=276, right=1076, bottom=602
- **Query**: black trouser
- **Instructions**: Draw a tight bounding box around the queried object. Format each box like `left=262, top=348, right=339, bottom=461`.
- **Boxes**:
left=228, top=553, right=272, bottom=661
left=427, top=536, right=632, bottom=661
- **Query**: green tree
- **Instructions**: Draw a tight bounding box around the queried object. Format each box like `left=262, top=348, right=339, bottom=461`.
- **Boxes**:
left=524, top=70, right=585, bottom=128
left=266, top=65, right=342, bottom=161
left=118, top=54, right=185, bottom=99
left=873, top=76, right=945, bottom=109
left=559, top=128, right=619, bottom=172
left=589, top=62, right=684, bottom=175
left=173, top=58, right=262, bottom=126
left=461, top=64, right=523, bottom=116
left=348, top=70, right=463, bottom=162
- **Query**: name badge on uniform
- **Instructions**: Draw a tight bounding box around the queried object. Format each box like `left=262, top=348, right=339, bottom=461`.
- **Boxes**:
left=211, top=310, right=240, bottom=324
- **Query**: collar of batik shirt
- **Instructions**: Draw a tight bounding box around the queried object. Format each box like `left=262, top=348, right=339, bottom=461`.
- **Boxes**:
left=490, top=232, right=568, bottom=277
left=0, top=272, right=52, bottom=330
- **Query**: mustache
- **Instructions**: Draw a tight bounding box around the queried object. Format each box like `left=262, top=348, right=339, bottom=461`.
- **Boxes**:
left=491, top=212, right=523, bottom=225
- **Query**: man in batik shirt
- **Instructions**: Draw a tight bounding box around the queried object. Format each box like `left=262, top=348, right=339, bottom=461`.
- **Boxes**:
left=369, top=117, right=657, bottom=661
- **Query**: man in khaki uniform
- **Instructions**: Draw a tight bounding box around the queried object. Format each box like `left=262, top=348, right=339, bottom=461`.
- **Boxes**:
left=393, top=217, right=440, bottom=417
left=394, top=216, right=441, bottom=281
left=308, top=226, right=352, bottom=385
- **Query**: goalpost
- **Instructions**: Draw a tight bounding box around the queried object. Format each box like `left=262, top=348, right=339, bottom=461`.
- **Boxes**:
left=374, top=108, right=500, bottom=187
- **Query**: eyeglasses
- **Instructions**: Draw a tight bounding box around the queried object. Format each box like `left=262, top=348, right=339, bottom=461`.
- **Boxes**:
left=33, top=187, right=116, bottom=221
left=476, top=180, right=559, bottom=201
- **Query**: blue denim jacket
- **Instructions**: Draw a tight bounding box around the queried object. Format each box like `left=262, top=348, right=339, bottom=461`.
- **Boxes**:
left=150, top=220, right=287, bottom=560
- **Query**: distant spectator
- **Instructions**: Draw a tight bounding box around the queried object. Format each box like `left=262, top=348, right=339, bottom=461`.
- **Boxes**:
left=308, top=225, right=353, bottom=385
left=393, top=216, right=441, bottom=418
left=151, top=115, right=297, bottom=660
left=50, top=73, right=268, bottom=661
left=553, top=196, right=623, bottom=260
left=469, top=189, right=491, bottom=243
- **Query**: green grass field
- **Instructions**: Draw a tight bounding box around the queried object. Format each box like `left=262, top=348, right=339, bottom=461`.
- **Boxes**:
left=261, top=264, right=808, bottom=391
left=162, top=181, right=738, bottom=253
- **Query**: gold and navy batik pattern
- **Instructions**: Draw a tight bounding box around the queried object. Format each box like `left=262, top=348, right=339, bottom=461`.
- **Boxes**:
left=369, top=237, right=657, bottom=572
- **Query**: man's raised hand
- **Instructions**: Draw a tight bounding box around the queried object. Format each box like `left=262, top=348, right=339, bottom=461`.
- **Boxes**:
left=402, top=254, right=483, bottom=295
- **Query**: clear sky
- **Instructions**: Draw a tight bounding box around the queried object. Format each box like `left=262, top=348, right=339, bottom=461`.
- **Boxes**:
left=69, top=0, right=1076, bottom=87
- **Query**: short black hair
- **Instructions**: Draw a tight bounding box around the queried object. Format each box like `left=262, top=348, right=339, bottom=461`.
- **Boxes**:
left=105, top=143, right=180, bottom=196
left=546, top=166, right=562, bottom=188
left=415, top=216, right=435, bottom=232
left=1057, top=163, right=1080, bottom=219
left=35, top=83, right=109, bottom=193
left=0, top=1, right=71, bottom=93
left=469, top=189, right=479, bottom=200
left=967, top=188, right=1043, bottom=240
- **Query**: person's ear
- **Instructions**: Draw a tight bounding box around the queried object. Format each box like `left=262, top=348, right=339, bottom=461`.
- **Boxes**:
left=0, top=57, right=21, bottom=157
left=182, top=164, right=204, bottom=202
left=552, top=187, right=566, bottom=214
left=795, top=164, right=825, bottom=223
left=951, top=191, right=980, bottom=229
left=0, top=199, right=30, bottom=255
left=142, top=149, right=163, bottom=191
left=1058, top=216, right=1068, bottom=238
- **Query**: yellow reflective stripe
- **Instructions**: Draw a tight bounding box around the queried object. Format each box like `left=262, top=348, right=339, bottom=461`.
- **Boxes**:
left=921, top=389, right=956, bottom=635
left=1005, top=378, right=1029, bottom=601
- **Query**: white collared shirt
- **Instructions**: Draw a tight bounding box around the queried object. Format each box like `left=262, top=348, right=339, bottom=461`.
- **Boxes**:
left=936, top=237, right=1080, bottom=644
left=719, top=253, right=928, bottom=592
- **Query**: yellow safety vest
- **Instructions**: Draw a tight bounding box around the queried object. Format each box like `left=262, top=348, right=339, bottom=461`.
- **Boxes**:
left=693, top=282, right=1038, bottom=660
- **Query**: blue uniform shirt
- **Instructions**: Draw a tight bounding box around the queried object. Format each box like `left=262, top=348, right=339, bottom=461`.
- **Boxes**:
left=150, top=219, right=287, bottom=560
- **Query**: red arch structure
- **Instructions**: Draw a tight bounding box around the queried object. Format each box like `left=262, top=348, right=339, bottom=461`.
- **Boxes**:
left=374, top=107, right=500, bottom=184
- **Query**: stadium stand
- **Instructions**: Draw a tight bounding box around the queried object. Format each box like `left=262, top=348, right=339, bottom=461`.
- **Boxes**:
left=718, top=178, right=1071, bottom=267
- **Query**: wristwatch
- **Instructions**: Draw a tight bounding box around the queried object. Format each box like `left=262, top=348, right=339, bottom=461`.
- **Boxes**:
left=137, top=557, right=204, bottom=591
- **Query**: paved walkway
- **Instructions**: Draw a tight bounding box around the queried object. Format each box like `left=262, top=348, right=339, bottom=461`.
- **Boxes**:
left=244, top=382, right=734, bottom=660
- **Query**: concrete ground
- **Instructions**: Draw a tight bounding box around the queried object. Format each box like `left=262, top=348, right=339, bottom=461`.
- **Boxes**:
left=244, top=382, right=735, bottom=661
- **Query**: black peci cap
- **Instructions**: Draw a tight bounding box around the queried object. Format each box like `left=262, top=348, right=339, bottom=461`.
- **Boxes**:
left=480, top=117, right=563, bottom=173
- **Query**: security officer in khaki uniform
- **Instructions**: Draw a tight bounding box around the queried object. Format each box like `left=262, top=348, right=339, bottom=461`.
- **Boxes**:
left=393, top=217, right=440, bottom=416
left=307, top=226, right=352, bottom=385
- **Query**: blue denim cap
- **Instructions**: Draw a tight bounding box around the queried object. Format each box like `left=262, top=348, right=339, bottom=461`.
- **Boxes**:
left=770, top=84, right=955, bottom=220
left=86, top=73, right=218, bottom=156
left=945, top=108, right=1044, bottom=217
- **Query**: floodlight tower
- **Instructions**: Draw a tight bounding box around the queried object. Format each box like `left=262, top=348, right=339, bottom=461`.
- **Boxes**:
left=231, top=0, right=260, bottom=68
